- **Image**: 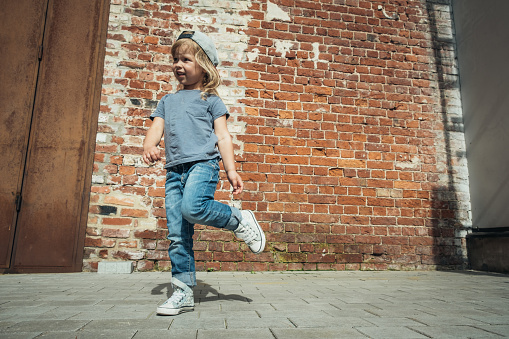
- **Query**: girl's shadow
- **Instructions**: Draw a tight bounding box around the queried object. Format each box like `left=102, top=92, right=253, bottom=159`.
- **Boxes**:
left=151, top=279, right=252, bottom=303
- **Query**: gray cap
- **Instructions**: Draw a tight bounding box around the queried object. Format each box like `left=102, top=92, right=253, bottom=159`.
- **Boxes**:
left=177, top=31, right=219, bottom=66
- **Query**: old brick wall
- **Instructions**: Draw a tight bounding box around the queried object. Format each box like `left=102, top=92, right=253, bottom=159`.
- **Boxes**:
left=84, top=0, right=471, bottom=272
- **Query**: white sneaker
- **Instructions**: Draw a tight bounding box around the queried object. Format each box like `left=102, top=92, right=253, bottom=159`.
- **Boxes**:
left=234, top=210, right=266, bottom=254
left=156, top=278, right=194, bottom=316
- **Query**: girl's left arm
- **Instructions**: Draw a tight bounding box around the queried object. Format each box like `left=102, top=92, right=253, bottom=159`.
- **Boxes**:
left=214, top=115, right=243, bottom=195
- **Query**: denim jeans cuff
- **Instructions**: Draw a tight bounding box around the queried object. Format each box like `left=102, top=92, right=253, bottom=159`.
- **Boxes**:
left=225, top=206, right=241, bottom=231
left=172, top=272, right=196, bottom=288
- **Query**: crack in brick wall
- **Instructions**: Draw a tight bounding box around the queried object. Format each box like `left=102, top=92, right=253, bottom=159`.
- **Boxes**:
left=85, top=0, right=471, bottom=272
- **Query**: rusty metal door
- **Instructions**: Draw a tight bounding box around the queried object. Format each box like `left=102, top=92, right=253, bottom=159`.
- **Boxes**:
left=0, top=0, right=47, bottom=269
left=0, top=0, right=109, bottom=272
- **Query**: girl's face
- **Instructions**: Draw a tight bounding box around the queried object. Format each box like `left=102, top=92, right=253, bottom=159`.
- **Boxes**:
left=172, top=46, right=205, bottom=90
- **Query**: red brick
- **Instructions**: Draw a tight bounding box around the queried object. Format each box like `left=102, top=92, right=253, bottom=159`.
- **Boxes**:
left=102, top=228, right=130, bottom=238
left=213, top=252, right=244, bottom=262
left=121, top=208, right=149, bottom=218
left=134, top=230, right=157, bottom=239
left=102, top=218, right=132, bottom=226
left=137, top=260, right=154, bottom=271
left=85, top=237, right=116, bottom=248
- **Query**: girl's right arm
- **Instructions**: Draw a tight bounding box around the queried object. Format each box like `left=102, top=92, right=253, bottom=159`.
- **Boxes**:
left=143, top=117, right=165, bottom=164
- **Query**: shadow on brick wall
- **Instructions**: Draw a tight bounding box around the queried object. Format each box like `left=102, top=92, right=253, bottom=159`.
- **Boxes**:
left=426, top=0, right=468, bottom=268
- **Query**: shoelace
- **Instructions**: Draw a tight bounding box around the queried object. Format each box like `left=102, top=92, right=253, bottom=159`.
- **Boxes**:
left=164, top=291, right=186, bottom=305
left=237, top=223, right=258, bottom=245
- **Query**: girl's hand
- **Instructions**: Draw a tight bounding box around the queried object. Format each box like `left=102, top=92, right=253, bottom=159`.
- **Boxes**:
left=143, top=146, right=161, bottom=164
left=143, top=117, right=164, bottom=165
left=226, top=170, right=244, bottom=195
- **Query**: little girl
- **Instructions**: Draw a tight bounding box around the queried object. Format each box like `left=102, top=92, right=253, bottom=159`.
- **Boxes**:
left=142, top=31, right=266, bottom=316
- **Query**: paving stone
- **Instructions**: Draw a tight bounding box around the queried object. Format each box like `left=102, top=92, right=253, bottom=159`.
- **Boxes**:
left=475, top=324, right=509, bottom=337
left=38, top=300, right=99, bottom=306
left=362, top=306, right=436, bottom=318
left=0, top=301, right=47, bottom=308
left=197, top=328, right=274, bottom=339
left=169, top=316, right=227, bottom=330
left=198, top=310, right=259, bottom=319
left=82, top=319, right=171, bottom=330
left=355, top=326, right=429, bottom=338
left=465, top=315, right=509, bottom=325
left=69, top=311, right=150, bottom=320
left=271, top=327, right=369, bottom=339
left=2, top=320, right=89, bottom=333
left=38, top=329, right=138, bottom=338
left=322, top=308, right=379, bottom=318
left=97, top=299, right=158, bottom=306
left=0, top=314, right=17, bottom=321
left=361, top=316, right=427, bottom=327
left=32, top=310, right=81, bottom=320
left=0, top=306, right=58, bottom=319
left=219, top=303, right=276, bottom=312
left=32, top=333, right=81, bottom=339
left=288, top=315, right=373, bottom=328
left=0, top=321, right=19, bottom=330
left=133, top=329, right=197, bottom=338
left=410, top=325, right=504, bottom=338
left=36, top=305, right=111, bottom=314
left=408, top=314, right=488, bottom=326
left=259, top=309, right=342, bottom=319
left=0, top=332, right=42, bottom=339
left=226, top=316, right=295, bottom=329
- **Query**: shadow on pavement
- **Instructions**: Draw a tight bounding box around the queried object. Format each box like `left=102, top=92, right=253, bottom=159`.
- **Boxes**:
left=150, top=279, right=252, bottom=302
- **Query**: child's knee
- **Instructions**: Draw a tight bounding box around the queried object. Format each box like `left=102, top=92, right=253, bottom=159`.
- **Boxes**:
left=181, top=200, right=205, bottom=224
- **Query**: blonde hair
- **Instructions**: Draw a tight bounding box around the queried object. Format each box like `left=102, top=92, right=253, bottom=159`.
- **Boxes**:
left=171, top=38, right=221, bottom=98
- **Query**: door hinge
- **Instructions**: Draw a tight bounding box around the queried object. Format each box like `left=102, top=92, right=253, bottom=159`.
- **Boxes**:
left=38, top=45, right=43, bottom=60
left=15, top=193, right=22, bottom=211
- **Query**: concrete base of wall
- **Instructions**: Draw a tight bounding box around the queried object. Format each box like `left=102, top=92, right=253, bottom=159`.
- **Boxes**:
left=97, top=261, right=134, bottom=274
left=467, top=232, right=509, bottom=274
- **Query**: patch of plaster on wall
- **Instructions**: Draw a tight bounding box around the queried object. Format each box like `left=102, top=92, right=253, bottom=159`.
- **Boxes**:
left=266, top=1, right=291, bottom=22
left=275, top=40, right=293, bottom=58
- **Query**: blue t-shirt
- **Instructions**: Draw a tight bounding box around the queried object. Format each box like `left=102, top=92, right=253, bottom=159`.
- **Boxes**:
left=150, top=90, right=229, bottom=168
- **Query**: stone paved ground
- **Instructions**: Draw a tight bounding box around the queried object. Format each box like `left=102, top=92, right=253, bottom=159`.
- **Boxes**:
left=0, top=270, right=508, bottom=338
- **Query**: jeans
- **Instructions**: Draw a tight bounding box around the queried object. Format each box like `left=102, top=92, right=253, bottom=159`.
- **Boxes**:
left=165, top=158, right=241, bottom=287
